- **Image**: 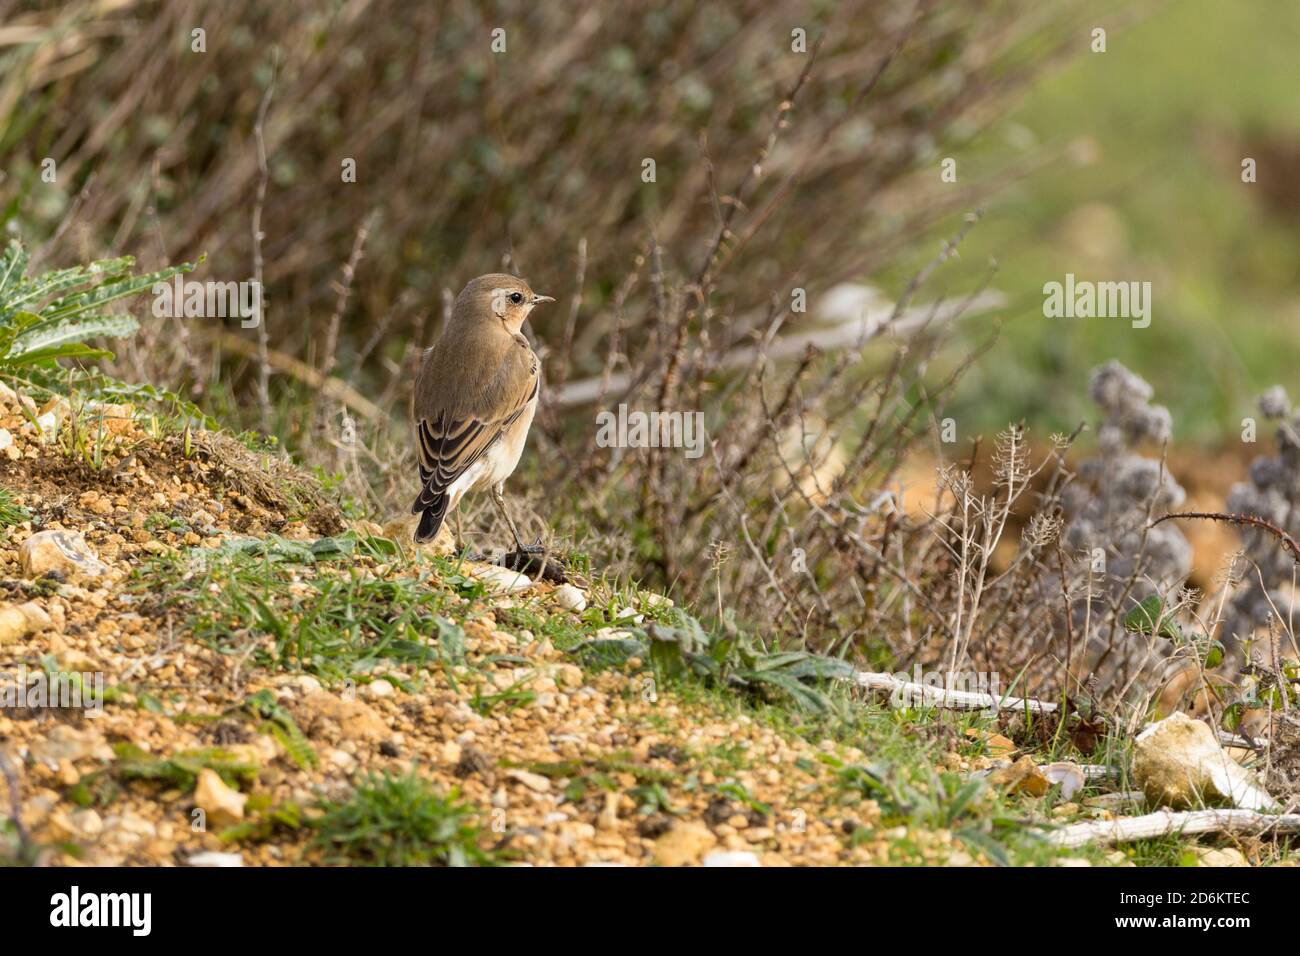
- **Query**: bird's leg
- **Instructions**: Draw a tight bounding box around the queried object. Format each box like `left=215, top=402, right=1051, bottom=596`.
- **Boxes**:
left=453, top=508, right=465, bottom=554
left=490, top=483, right=566, bottom=582
left=491, top=483, right=527, bottom=553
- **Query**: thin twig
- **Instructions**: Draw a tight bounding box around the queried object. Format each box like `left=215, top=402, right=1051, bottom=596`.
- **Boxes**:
left=251, top=50, right=279, bottom=430
left=1045, top=808, right=1300, bottom=849
left=1151, top=511, right=1300, bottom=563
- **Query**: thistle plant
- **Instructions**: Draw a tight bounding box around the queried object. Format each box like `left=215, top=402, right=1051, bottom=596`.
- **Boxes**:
left=0, top=239, right=196, bottom=395
left=1061, top=361, right=1192, bottom=595
left=1055, top=361, right=1193, bottom=691
left=1222, top=385, right=1300, bottom=647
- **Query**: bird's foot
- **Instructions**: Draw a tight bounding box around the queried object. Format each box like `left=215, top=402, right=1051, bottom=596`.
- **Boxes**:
left=499, top=541, right=568, bottom=584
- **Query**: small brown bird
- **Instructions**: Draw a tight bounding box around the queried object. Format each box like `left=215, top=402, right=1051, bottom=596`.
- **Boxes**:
left=411, top=274, right=553, bottom=549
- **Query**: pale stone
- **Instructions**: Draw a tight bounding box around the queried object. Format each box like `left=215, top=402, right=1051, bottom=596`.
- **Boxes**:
left=19, top=530, right=108, bottom=582
left=1193, top=846, right=1249, bottom=867
left=702, top=850, right=760, bottom=867
left=506, top=769, right=552, bottom=793
left=188, top=851, right=244, bottom=867
left=1133, top=713, right=1275, bottom=811
left=0, top=601, right=52, bottom=644
left=194, top=768, right=247, bottom=829
left=301, top=690, right=388, bottom=742
left=474, top=566, right=534, bottom=593
left=553, top=584, right=587, bottom=613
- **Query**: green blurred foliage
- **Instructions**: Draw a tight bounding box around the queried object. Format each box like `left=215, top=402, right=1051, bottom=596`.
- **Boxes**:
left=887, top=0, right=1300, bottom=443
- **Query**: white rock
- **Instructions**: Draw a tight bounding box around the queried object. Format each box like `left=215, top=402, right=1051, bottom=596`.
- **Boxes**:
left=554, top=584, right=588, bottom=613
left=702, top=850, right=761, bottom=867
left=328, top=749, right=357, bottom=771
left=1133, top=712, right=1276, bottom=811
left=0, top=428, right=11, bottom=450
left=71, top=808, right=103, bottom=837
left=188, top=851, right=244, bottom=867
left=1042, top=762, right=1087, bottom=800
left=474, top=566, right=533, bottom=593
left=365, top=678, right=395, bottom=698
left=293, top=674, right=323, bottom=695
left=34, top=411, right=58, bottom=441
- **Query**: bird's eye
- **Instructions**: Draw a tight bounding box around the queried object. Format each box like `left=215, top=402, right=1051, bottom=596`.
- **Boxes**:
left=509, top=292, right=524, bottom=304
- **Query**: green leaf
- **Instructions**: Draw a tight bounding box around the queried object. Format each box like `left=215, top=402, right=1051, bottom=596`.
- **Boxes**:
left=2, top=343, right=114, bottom=367
left=38, top=257, right=200, bottom=323
left=1203, top=642, right=1225, bottom=668
left=10, top=312, right=139, bottom=355
left=434, top=616, right=467, bottom=665
left=743, top=669, right=832, bottom=714
left=1223, top=702, right=1244, bottom=732
left=945, top=779, right=985, bottom=825
left=1, top=257, right=135, bottom=317
left=0, top=240, right=29, bottom=298
left=1122, top=595, right=1181, bottom=640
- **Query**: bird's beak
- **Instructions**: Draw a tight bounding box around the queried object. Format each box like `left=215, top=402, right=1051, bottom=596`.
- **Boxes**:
left=531, top=294, right=555, bottom=304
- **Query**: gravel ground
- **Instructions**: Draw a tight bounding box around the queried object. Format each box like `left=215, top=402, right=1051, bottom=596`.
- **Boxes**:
left=0, top=398, right=938, bottom=867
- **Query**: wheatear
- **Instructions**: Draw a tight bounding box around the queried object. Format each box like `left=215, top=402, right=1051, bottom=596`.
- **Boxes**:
left=411, top=274, right=552, bottom=549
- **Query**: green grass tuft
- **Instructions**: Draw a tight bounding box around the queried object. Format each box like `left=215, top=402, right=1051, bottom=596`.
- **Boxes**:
left=311, top=771, right=493, bottom=867
left=131, top=536, right=465, bottom=683
left=0, top=488, right=31, bottom=529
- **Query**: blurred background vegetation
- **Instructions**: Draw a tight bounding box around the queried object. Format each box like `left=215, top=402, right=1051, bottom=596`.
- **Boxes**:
left=891, top=0, right=1300, bottom=443
left=2, top=1, right=1291, bottom=455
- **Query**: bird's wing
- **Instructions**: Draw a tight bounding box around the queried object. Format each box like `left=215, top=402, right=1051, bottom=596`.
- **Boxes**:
left=412, top=349, right=538, bottom=512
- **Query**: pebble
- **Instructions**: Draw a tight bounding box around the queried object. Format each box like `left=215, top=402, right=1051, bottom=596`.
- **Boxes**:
left=506, top=769, right=552, bottom=793
left=652, top=822, right=717, bottom=867
left=188, top=852, right=244, bottom=867
left=194, top=768, right=247, bottom=829
left=553, top=584, right=588, bottom=613
left=19, top=530, right=109, bottom=582
left=474, top=566, right=534, bottom=593
left=0, top=601, right=52, bottom=645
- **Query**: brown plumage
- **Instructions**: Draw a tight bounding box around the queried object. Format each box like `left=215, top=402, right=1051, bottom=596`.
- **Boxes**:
left=411, top=274, right=552, bottom=546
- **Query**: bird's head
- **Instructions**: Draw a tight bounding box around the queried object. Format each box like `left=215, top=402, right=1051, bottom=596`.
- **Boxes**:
left=456, top=273, right=554, bottom=335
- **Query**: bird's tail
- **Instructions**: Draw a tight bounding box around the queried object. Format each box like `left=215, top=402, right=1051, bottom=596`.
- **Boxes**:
left=411, top=492, right=449, bottom=544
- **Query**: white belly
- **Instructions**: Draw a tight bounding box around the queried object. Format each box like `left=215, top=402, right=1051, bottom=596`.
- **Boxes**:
left=446, top=396, right=537, bottom=509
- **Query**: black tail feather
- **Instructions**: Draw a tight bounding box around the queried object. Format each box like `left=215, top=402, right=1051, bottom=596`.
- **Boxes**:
left=414, top=495, right=449, bottom=543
